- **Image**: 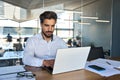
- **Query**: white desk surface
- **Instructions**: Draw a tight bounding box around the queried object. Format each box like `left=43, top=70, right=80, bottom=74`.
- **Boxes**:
left=0, top=51, right=23, bottom=60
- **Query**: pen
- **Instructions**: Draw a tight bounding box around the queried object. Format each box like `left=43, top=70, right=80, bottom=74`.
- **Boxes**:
left=106, top=61, right=120, bottom=71
left=114, top=67, right=120, bottom=71
left=106, top=61, right=111, bottom=65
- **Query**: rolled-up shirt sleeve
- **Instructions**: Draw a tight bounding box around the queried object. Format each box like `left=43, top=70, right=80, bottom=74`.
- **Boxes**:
left=22, top=38, right=43, bottom=67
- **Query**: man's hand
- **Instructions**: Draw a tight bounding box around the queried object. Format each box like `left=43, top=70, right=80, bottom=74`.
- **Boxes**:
left=43, top=59, right=54, bottom=68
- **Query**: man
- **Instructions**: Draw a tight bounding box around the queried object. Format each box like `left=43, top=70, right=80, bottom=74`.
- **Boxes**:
left=6, top=33, right=12, bottom=42
left=22, top=11, right=68, bottom=68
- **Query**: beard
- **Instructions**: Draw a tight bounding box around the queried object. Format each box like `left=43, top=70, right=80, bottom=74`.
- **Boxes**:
left=42, top=31, right=53, bottom=38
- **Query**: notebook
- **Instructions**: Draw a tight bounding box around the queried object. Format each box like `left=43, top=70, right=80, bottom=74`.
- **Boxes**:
left=43, top=46, right=91, bottom=74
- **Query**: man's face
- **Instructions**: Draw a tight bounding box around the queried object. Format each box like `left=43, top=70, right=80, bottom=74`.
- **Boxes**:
left=41, top=19, right=56, bottom=38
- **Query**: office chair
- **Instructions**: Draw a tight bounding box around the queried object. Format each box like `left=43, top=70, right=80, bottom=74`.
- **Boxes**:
left=87, top=47, right=105, bottom=61
left=0, top=60, right=9, bottom=67
left=13, top=43, right=23, bottom=51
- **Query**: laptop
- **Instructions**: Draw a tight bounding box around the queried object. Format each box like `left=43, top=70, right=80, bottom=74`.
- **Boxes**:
left=43, top=46, right=91, bottom=74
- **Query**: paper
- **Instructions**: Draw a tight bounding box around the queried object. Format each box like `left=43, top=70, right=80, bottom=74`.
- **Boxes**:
left=85, top=58, right=120, bottom=77
left=0, top=65, right=25, bottom=75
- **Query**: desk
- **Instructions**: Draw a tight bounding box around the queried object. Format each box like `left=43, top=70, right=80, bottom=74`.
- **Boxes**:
left=25, top=66, right=105, bottom=80
left=0, top=51, right=24, bottom=66
left=0, top=51, right=23, bottom=60
left=106, top=74, right=120, bottom=80
left=109, top=57, right=120, bottom=61
left=24, top=58, right=120, bottom=80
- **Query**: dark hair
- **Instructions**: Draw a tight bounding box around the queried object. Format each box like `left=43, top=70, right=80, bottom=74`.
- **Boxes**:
left=39, top=11, right=57, bottom=23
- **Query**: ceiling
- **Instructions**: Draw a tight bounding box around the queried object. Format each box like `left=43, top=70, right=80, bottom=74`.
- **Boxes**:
left=1, top=0, right=101, bottom=22
left=1, top=0, right=100, bottom=10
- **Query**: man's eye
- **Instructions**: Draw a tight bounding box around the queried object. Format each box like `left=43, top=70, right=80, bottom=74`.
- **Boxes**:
left=44, top=24, right=49, bottom=27
left=52, top=25, right=55, bottom=27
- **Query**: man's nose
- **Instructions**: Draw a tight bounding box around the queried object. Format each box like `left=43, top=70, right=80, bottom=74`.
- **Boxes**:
left=48, top=26, right=53, bottom=31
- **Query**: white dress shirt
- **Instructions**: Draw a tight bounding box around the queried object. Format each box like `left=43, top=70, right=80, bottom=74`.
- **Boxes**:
left=22, top=33, right=68, bottom=67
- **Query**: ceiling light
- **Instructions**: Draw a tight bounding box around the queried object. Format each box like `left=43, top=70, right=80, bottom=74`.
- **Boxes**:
left=96, top=20, right=110, bottom=23
left=80, top=16, right=98, bottom=19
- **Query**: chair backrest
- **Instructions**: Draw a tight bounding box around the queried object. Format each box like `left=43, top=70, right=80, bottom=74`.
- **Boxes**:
left=87, top=47, right=105, bottom=61
left=13, top=43, right=23, bottom=51
left=24, top=37, right=29, bottom=42
left=0, top=60, right=9, bottom=67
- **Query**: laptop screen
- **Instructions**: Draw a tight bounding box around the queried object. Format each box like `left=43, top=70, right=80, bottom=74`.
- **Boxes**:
left=43, top=47, right=90, bottom=74
left=52, top=46, right=91, bottom=74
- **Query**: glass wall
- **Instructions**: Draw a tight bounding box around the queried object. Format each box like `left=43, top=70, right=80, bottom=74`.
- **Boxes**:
left=0, top=0, right=112, bottom=50
left=74, top=0, right=112, bottom=52
left=0, top=1, right=74, bottom=50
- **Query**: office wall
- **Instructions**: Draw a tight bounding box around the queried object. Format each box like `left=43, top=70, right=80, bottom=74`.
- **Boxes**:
left=74, top=0, right=112, bottom=51
left=82, top=23, right=111, bottom=50
left=111, top=0, right=120, bottom=57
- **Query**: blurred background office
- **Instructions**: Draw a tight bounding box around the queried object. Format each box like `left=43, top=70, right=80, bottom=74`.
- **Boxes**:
left=0, top=0, right=120, bottom=67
